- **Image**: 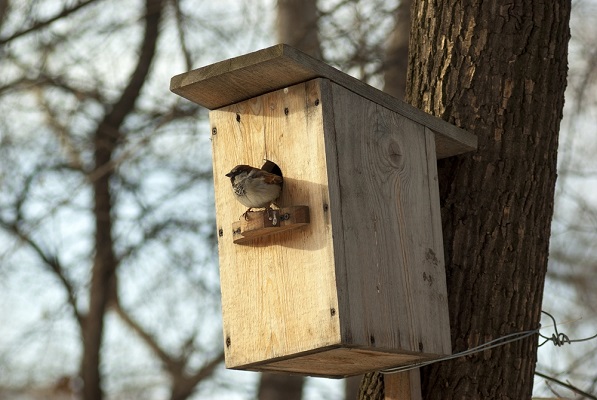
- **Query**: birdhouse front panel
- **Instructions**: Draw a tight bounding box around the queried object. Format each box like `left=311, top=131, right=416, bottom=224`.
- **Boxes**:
left=210, top=79, right=344, bottom=371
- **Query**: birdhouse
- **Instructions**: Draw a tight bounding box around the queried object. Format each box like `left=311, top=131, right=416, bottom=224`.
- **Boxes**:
left=170, top=44, right=477, bottom=377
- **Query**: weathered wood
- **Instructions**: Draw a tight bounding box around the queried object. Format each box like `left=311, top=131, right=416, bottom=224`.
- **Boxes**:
left=170, top=44, right=476, bottom=159
left=384, top=371, right=422, bottom=400
left=208, top=77, right=452, bottom=377
left=210, top=79, right=343, bottom=374
left=232, top=206, right=310, bottom=244
left=330, top=82, right=451, bottom=358
left=249, top=348, right=426, bottom=378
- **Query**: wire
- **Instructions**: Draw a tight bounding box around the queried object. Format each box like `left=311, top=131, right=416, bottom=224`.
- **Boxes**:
left=381, top=310, right=597, bottom=375
left=539, top=310, right=597, bottom=347
left=381, top=329, right=538, bottom=374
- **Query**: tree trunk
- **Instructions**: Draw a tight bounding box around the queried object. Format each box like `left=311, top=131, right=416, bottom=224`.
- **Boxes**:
left=345, top=375, right=363, bottom=400
left=276, top=0, right=321, bottom=59
left=257, top=373, right=305, bottom=400
left=404, top=1, right=571, bottom=399
left=358, top=372, right=384, bottom=400
left=383, top=0, right=411, bottom=100
left=81, top=1, right=163, bottom=399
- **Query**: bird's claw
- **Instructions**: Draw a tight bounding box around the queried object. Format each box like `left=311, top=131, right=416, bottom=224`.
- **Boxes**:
left=241, top=208, right=253, bottom=221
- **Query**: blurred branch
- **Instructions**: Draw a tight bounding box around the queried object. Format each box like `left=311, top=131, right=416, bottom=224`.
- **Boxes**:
left=170, top=0, right=193, bottom=71
left=0, top=218, right=83, bottom=327
left=0, top=0, right=10, bottom=31
left=82, top=1, right=165, bottom=398
left=0, top=161, right=85, bottom=326
left=572, top=47, right=597, bottom=116
left=36, top=89, right=86, bottom=171
left=565, top=344, right=597, bottom=374
left=116, top=218, right=203, bottom=263
left=0, top=0, right=100, bottom=46
left=112, top=297, right=225, bottom=400
left=99, top=0, right=163, bottom=134
left=111, top=298, right=178, bottom=371
left=558, top=169, right=597, bottom=177
left=170, top=351, right=225, bottom=400
left=535, top=370, right=597, bottom=400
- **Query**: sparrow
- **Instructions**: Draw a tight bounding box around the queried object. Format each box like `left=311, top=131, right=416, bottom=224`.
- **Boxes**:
left=225, top=164, right=283, bottom=220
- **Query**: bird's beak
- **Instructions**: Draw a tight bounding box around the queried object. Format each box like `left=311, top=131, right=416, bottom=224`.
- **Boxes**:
left=225, top=172, right=233, bottom=177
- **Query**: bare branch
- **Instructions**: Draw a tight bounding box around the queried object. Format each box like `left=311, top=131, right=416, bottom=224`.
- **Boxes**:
left=0, top=0, right=9, bottom=31
left=111, top=298, right=180, bottom=372
left=170, top=0, right=193, bottom=71
left=112, top=296, right=225, bottom=400
left=0, top=0, right=100, bottom=46
left=170, top=352, right=225, bottom=400
left=82, top=1, right=166, bottom=398
left=535, top=370, right=597, bottom=400
left=0, top=219, right=83, bottom=327
left=99, top=0, right=164, bottom=134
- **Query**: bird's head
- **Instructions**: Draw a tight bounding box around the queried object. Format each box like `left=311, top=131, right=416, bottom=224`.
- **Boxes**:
left=225, top=164, right=253, bottom=182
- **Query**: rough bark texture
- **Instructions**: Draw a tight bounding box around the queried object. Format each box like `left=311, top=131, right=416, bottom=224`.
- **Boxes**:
left=383, top=0, right=411, bottom=100
left=81, top=1, right=163, bottom=399
left=404, top=1, right=571, bottom=399
left=358, top=372, right=384, bottom=400
left=276, top=0, right=321, bottom=59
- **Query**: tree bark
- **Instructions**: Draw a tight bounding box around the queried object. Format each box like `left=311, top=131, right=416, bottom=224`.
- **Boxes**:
left=345, top=375, right=363, bottom=400
left=81, top=1, right=163, bottom=399
left=358, top=372, right=384, bottom=400
left=276, top=0, right=321, bottom=59
left=257, top=373, right=304, bottom=400
left=404, top=1, right=571, bottom=399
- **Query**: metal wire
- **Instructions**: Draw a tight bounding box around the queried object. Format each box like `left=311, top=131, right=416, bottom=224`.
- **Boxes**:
left=539, top=310, right=597, bottom=347
left=381, top=310, right=597, bottom=374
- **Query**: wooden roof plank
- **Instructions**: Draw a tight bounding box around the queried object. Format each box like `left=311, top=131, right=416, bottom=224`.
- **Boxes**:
left=170, top=44, right=477, bottom=158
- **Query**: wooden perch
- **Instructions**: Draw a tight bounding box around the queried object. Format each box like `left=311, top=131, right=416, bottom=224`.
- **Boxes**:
left=232, top=206, right=310, bottom=244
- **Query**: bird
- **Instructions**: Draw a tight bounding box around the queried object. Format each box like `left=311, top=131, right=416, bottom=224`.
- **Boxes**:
left=225, top=164, right=283, bottom=220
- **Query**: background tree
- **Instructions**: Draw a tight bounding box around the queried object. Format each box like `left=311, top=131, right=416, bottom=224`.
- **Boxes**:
left=534, top=1, right=597, bottom=395
left=0, top=1, right=271, bottom=398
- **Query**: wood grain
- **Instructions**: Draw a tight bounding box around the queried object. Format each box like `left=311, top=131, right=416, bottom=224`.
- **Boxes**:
left=171, top=44, right=477, bottom=159
left=384, top=371, right=422, bottom=400
left=209, top=78, right=451, bottom=377
left=210, top=79, right=342, bottom=369
left=247, top=347, right=427, bottom=378
left=329, top=82, right=452, bottom=358
left=231, top=206, right=310, bottom=244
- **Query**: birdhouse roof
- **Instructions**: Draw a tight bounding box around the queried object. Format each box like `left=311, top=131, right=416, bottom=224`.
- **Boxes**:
left=170, top=44, right=476, bottom=158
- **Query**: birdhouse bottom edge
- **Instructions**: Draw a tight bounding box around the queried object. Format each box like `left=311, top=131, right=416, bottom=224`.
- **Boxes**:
left=227, top=345, right=442, bottom=378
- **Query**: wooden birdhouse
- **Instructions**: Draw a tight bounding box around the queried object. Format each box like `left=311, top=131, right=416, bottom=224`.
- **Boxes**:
left=170, top=44, right=476, bottom=378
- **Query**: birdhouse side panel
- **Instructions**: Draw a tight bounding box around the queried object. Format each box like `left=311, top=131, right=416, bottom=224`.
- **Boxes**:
left=209, top=79, right=342, bottom=368
left=328, top=83, right=451, bottom=357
